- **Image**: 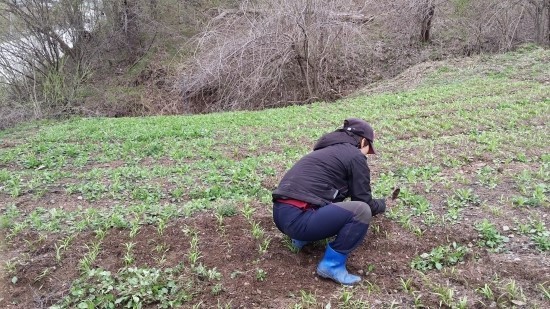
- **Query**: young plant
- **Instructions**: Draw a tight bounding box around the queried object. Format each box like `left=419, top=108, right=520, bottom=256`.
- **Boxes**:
left=412, top=293, right=424, bottom=308
left=477, top=166, right=499, bottom=188
left=338, top=289, right=369, bottom=308
left=445, top=207, right=461, bottom=222
left=475, top=219, right=509, bottom=252
left=476, top=284, right=494, bottom=301
left=55, top=243, right=65, bottom=263
left=298, top=290, right=317, bottom=307
left=157, top=217, right=167, bottom=236
left=211, top=283, right=223, bottom=296
left=258, top=237, right=271, bottom=255
left=51, top=267, right=187, bottom=309
left=411, top=242, right=469, bottom=271
left=216, top=203, right=238, bottom=217
left=255, top=268, right=267, bottom=281
left=432, top=284, right=455, bottom=307
left=451, top=188, right=481, bottom=207
left=250, top=221, right=265, bottom=239
left=400, top=277, right=414, bottom=294
left=455, top=297, right=468, bottom=309
left=34, top=267, right=52, bottom=283
left=187, top=230, right=201, bottom=266
left=282, top=236, right=300, bottom=254
left=79, top=241, right=102, bottom=273
left=214, top=212, right=224, bottom=228
left=538, top=282, right=549, bottom=300
left=94, top=228, right=107, bottom=241
left=129, top=219, right=141, bottom=238
left=123, top=242, right=136, bottom=266
left=241, top=203, right=255, bottom=221
left=503, top=279, right=525, bottom=303
left=4, top=259, right=17, bottom=275
left=194, top=263, right=222, bottom=281
left=532, top=232, right=550, bottom=252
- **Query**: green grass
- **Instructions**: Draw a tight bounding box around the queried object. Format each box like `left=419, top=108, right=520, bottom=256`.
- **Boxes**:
left=1, top=46, right=549, bottom=308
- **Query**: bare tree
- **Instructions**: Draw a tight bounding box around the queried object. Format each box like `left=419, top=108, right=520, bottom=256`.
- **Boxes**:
left=420, top=0, right=436, bottom=42
left=180, top=0, right=379, bottom=113
left=0, top=0, right=103, bottom=115
left=526, top=0, right=550, bottom=44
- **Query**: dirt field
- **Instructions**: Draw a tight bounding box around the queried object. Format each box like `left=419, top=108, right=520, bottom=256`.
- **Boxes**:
left=1, top=47, right=549, bottom=308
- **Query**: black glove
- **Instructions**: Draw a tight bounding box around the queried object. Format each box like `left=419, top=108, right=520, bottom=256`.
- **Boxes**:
left=370, top=199, right=386, bottom=216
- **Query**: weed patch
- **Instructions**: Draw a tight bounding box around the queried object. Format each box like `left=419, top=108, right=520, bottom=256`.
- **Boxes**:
left=411, top=242, right=469, bottom=271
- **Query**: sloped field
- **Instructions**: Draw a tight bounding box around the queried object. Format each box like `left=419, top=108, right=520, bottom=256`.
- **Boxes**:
left=0, top=46, right=549, bottom=308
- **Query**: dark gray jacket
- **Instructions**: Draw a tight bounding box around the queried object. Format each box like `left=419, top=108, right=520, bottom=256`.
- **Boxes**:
left=272, top=131, right=386, bottom=215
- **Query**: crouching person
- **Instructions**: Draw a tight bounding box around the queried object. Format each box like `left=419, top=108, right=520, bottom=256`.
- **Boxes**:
left=272, top=118, right=386, bottom=285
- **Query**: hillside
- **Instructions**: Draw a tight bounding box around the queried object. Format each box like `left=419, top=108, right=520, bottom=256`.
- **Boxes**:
left=0, top=46, right=549, bottom=308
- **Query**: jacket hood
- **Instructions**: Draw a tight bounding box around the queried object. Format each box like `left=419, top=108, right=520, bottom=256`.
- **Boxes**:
left=313, top=130, right=359, bottom=150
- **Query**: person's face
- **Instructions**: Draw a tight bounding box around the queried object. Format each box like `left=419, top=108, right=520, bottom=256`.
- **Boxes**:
left=360, top=138, right=371, bottom=156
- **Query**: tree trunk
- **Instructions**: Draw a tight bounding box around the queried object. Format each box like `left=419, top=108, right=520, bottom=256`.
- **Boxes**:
left=420, top=1, right=435, bottom=43
left=546, top=0, right=550, bottom=44
left=122, top=0, right=141, bottom=56
left=528, top=0, right=550, bottom=44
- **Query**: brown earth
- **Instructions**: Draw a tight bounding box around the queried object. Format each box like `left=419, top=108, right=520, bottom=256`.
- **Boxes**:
left=1, top=142, right=549, bottom=308
left=1, top=197, right=549, bottom=308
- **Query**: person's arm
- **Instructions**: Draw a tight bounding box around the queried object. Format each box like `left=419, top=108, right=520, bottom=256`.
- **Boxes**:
left=349, top=155, right=386, bottom=216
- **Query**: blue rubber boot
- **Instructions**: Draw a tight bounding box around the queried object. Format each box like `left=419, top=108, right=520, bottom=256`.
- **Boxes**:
left=291, top=239, right=310, bottom=250
left=316, top=244, right=361, bottom=285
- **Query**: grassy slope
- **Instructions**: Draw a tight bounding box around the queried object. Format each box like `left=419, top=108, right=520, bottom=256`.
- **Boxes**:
left=0, top=46, right=549, bottom=307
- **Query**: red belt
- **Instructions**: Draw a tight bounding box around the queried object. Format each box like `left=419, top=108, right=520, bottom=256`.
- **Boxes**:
left=277, top=199, right=310, bottom=209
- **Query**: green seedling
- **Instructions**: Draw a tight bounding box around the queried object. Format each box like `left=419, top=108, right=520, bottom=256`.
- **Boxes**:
left=503, top=279, right=525, bottom=303
left=412, top=226, right=424, bottom=237
left=251, top=221, right=264, bottom=239
left=214, top=212, right=224, bottom=227
left=452, top=188, right=481, bottom=207
left=298, top=290, right=317, bottom=307
left=171, top=187, right=185, bottom=201
left=455, top=297, right=468, bottom=309
left=258, top=237, right=271, bottom=255
left=339, top=288, right=353, bottom=305
left=124, top=242, right=136, bottom=266
left=400, top=277, right=414, bottom=294
left=157, top=218, right=167, bottom=236
left=363, top=279, right=380, bottom=295
left=241, top=203, right=255, bottom=221
left=433, top=284, right=455, bottom=307
left=194, top=263, right=221, bottom=281
left=476, top=284, right=494, bottom=300
left=445, top=207, right=461, bottom=222
left=79, top=241, right=102, bottom=273
left=475, top=219, right=509, bottom=252
left=412, top=293, right=424, bottom=308
left=55, top=243, right=65, bottom=263
left=255, top=268, right=267, bottom=281
left=129, top=219, right=141, bottom=238
left=396, top=189, right=431, bottom=215
left=51, top=267, right=188, bottom=309
left=4, top=259, right=17, bottom=275
left=532, top=233, right=550, bottom=251
left=187, top=230, right=202, bottom=266
left=477, top=166, right=499, bottom=188
left=211, top=283, right=223, bottom=296
left=282, top=236, right=300, bottom=254
left=538, top=282, right=550, bottom=300
left=94, top=228, right=107, bottom=241
left=371, top=223, right=380, bottom=234
left=34, top=267, right=52, bottom=282
left=411, top=242, right=469, bottom=271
